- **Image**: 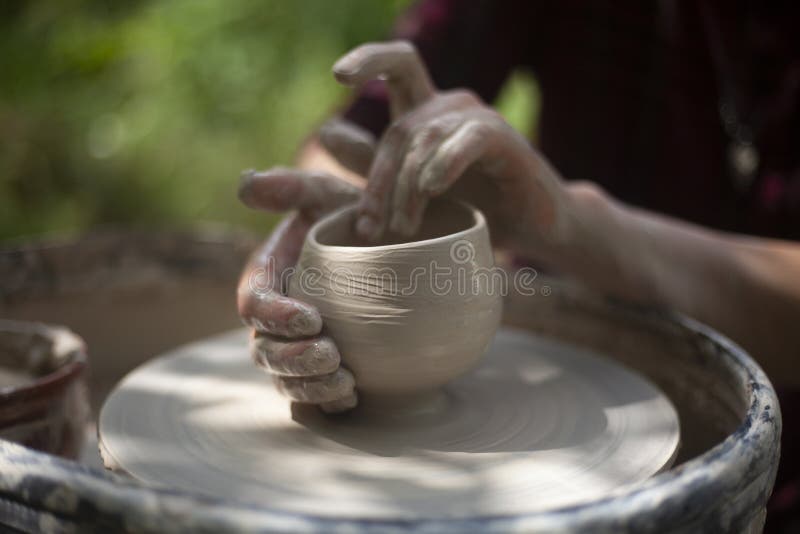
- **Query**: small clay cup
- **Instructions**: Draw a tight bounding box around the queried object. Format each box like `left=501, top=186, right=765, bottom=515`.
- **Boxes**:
left=0, top=320, right=89, bottom=459
left=288, top=200, right=502, bottom=401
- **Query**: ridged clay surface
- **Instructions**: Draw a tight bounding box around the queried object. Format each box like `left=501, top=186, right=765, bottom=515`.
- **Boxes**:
left=98, top=327, right=680, bottom=519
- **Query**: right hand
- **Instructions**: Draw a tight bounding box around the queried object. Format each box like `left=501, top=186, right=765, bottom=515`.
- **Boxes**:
left=237, top=157, right=373, bottom=412
left=323, top=41, right=575, bottom=260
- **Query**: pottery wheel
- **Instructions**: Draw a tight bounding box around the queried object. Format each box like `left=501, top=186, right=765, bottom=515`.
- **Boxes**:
left=99, top=328, right=680, bottom=519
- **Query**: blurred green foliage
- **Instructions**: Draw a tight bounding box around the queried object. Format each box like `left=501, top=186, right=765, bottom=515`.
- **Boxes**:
left=0, top=0, right=538, bottom=240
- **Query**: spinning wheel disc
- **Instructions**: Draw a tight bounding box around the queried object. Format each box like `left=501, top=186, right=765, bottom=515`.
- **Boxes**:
left=99, top=328, right=679, bottom=519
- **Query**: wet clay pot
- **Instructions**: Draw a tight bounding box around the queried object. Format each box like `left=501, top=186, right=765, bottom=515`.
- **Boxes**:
left=288, top=200, right=503, bottom=399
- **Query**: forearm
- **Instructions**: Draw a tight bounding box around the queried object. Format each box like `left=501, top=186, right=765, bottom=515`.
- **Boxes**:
left=298, top=128, right=800, bottom=385
left=554, top=184, right=800, bottom=387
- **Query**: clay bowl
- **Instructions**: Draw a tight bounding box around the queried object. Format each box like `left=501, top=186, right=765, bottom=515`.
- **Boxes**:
left=288, top=200, right=503, bottom=400
left=0, top=320, right=89, bottom=459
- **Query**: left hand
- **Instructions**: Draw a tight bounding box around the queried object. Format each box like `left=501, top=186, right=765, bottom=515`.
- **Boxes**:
left=237, top=169, right=362, bottom=412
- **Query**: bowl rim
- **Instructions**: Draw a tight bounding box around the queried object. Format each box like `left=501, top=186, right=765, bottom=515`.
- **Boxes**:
left=306, top=199, right=486, bottom=254
left=0, top=320, right=87, bottom=405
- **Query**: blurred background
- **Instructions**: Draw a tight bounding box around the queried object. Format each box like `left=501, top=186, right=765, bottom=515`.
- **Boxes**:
left=0, top=0, right=538, bottom=241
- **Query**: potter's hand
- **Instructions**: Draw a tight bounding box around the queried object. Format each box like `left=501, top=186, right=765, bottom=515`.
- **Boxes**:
left=325, top=41, right=571, bottom=254
left=237, top=169, right=361, bottom=412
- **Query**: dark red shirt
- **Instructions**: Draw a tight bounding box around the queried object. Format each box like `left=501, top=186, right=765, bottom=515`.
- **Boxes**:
left=342, top=1, right=800, bottom=530
left=344, top=0, right=800, bottom=240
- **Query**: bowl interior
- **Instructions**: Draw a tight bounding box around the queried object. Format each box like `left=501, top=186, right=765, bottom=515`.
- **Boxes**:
left=314, top=199, right=478, bottom=248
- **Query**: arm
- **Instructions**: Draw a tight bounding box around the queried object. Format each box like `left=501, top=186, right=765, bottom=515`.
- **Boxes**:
left=551, top=183, right=800, bottom=387
left=324, top=41, right=800, bottom=390
left=241, top=41, right=799, bottom=412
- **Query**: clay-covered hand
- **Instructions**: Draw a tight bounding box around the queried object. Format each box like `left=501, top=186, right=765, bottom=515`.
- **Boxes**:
left=237, top=167, right=365, bottom=412
left=325, top=41, right=573, bottom=256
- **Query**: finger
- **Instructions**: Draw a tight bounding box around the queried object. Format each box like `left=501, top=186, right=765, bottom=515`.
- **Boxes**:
left=320, top=392, right=358, bottom=414
left=239, top=168, right=359, bottom=218
left=251, top=334, right=340, bottom=377
left=333, top=41, right=435, bottom=115
left=355, top=120, right=410, bottom=241
left=389, top=118, right=461, bottom=235
left=318, top=119, right=376, bottom=176
left=237, top=214, right=323, bottom=338
left=275, top=368, right=356, bottom=404
left=419, top=120, right=489, bottom=196
left=356, top=98, right=475, bottom=241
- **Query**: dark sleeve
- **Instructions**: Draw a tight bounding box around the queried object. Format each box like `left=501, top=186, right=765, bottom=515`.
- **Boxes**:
left=342, top=0, right=536, bottom=138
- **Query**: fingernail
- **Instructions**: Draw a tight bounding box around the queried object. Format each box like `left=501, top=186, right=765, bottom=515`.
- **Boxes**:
left=389, top=211, right=412, bottom=236
left=288, top=307, right=323, bottom=337
left=356, top=215, right=378, bottom=240
left=360, top=194, right=381, bottom=215
left=418, top=167, right=436, bottom=194
left=321, top=391, right=358, bottom=414
left=249, top=336, right=269, bottom=366
left=299, top=340, right=339, bottom=375
left=332, top=58, right=359, bottom=80
left=238, top=169, right=256, bottom=200
left=245, top=317, right=269, bottom=333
